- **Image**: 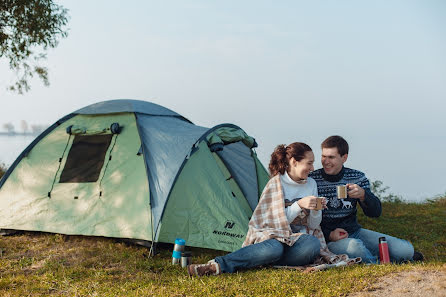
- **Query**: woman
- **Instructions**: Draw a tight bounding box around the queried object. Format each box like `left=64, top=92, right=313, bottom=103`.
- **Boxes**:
left=187, top=142, right=327, bottom=276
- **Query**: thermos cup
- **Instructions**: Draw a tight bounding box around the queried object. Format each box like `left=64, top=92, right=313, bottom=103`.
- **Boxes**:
left=181, top=251, right=192, bottom=268
left=378, top=237, right=390, bottom=264
left=172, top=238, right=186, bottom=265
left=336, top=185, right=348, bottom=199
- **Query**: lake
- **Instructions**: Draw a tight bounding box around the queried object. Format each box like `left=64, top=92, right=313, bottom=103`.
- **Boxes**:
left=1, top=135, right=444, bottom=203
left=0, top=135, right=36, bottom=167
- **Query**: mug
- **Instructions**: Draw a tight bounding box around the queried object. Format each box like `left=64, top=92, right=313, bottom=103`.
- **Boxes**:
left=337, top=185, right=348, bottom=199
left=315, top=197, right=324, bottom=210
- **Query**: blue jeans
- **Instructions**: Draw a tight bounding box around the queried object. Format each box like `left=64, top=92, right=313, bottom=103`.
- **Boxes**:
left=327, top=228, right=414, bottom=263
left=214, top=234, right=320, bottom=273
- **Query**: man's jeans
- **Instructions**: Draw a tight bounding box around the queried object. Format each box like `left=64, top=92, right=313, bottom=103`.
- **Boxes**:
left=214, top=234, right=320, bottom=273
left=327, top=228, right=414, bottom=263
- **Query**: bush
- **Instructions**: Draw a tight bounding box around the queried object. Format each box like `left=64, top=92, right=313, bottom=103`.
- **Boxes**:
left=0, top=163, right=6, bottom=179
left=370, top=180, right=404, bottom=203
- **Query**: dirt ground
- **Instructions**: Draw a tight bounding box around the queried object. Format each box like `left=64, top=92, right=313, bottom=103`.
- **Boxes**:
left=349, top=265, right=446, bottom=297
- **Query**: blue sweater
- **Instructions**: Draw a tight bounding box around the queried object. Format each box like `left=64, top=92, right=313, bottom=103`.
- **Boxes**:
left=309, top=167, right=382, bottom=242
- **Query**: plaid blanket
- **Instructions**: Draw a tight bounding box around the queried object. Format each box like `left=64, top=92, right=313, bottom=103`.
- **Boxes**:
left=243, top=175, right=361, bottom=270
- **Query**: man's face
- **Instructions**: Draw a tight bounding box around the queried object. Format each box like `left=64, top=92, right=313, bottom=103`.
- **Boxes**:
left=321, top=147, right=348, bottom=175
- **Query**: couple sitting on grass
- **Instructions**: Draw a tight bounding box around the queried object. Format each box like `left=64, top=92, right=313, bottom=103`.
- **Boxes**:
left=188, top=136, right=422, bottom=276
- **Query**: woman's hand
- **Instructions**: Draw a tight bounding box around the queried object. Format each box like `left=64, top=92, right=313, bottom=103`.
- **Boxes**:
left=297, top=196, right=319, bottom=210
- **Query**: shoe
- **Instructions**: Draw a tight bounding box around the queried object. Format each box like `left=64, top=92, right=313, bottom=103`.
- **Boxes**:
left=412, top=251, right=424, bottom=262
left=187, top=260, right=221, bottom=276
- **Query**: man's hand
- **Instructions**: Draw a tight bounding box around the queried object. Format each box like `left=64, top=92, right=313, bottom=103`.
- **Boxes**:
left=347, top=183, right=365, bottom=201
left=329, top=228, right=349, bottom=242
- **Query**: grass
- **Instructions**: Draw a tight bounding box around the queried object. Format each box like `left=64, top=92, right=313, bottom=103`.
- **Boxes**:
left=358, top=197, right=446, bottom=261
left=0, top=193, right=445, bottom=296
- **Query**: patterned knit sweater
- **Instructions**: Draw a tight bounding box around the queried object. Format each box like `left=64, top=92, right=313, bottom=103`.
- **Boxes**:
left=309, top=167, right=382, bottom=242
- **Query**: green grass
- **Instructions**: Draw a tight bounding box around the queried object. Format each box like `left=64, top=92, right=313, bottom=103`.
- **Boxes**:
left=357, top=197, right=446, bottom=260
left=0, top=197, right=445, bottom=296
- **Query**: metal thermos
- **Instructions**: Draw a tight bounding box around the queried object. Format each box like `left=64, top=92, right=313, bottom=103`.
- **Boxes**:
left=172, top=238, right=185, bottom=265
left=181, top=251, right=192, bottom=268
left=378, top=237, right=390, bottom=264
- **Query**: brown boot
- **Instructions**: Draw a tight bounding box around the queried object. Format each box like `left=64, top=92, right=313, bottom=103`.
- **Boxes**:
left=187, top=260, right=221, bottom=276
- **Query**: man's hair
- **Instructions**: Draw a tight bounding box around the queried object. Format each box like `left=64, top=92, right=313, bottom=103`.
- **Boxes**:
left=321, top=135, right=349, bottom=156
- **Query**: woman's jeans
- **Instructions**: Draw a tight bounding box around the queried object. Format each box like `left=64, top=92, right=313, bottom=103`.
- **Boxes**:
left=327, top=228, right=414, bottom=263
left=214, top=234, right=320, bottom=273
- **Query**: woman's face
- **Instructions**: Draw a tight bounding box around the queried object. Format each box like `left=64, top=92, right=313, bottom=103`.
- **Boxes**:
left=288, top=151, right=315, bottom=181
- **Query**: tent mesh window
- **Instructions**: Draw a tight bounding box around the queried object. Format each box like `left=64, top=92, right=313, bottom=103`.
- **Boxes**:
left=59, top=134, right=113, bottom=183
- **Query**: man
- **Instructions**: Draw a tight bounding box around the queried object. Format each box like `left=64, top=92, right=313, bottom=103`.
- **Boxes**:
left=309, top=135, right=421, bottom=263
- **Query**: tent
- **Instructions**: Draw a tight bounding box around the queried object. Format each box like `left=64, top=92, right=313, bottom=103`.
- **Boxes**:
left=0, top=99, right=269, bottom=252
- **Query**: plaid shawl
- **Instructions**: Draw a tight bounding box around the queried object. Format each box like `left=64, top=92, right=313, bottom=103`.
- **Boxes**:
left=243, top=175, right=361, bottom=269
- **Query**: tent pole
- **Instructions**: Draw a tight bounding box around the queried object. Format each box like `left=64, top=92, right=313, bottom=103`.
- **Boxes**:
left=135, top=114, right=157, bottom=258
left=149, top=241, right=157, bottom=256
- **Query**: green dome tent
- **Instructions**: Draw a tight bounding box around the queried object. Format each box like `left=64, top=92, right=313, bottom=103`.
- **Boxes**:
left=0, top=99, right=269, bottom=252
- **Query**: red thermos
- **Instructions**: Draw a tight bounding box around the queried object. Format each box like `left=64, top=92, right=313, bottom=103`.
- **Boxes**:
left=379, top=237, right=390, bottom=264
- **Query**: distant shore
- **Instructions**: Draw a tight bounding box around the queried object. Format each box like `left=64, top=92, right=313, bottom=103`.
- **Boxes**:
left=0, top=132, right=39, bottom=136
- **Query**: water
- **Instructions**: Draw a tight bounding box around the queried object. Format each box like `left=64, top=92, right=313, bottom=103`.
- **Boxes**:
left=1, top=135, right=444, bottom=203
left=0, top=135, right=35, bottom=166
left=255, top=137, right=445, bottom=203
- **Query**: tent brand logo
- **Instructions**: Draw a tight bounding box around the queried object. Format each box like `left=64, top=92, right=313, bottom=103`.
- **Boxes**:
left=212, top=230, right=244, bottom=239
left=213, top=220, right=244, bottom=239
left=224, top=220, right=235, bottom=229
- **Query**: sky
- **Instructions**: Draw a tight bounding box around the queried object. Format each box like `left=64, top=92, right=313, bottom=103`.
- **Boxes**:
left=1, top=0, right=445, bottom=201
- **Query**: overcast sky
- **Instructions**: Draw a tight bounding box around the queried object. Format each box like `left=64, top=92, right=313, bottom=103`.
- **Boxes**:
left=1, top=0, right=445, bottom=201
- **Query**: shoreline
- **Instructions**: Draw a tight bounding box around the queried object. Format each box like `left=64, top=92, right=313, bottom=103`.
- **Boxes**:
left=0, top=132, right=39, bottom=136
